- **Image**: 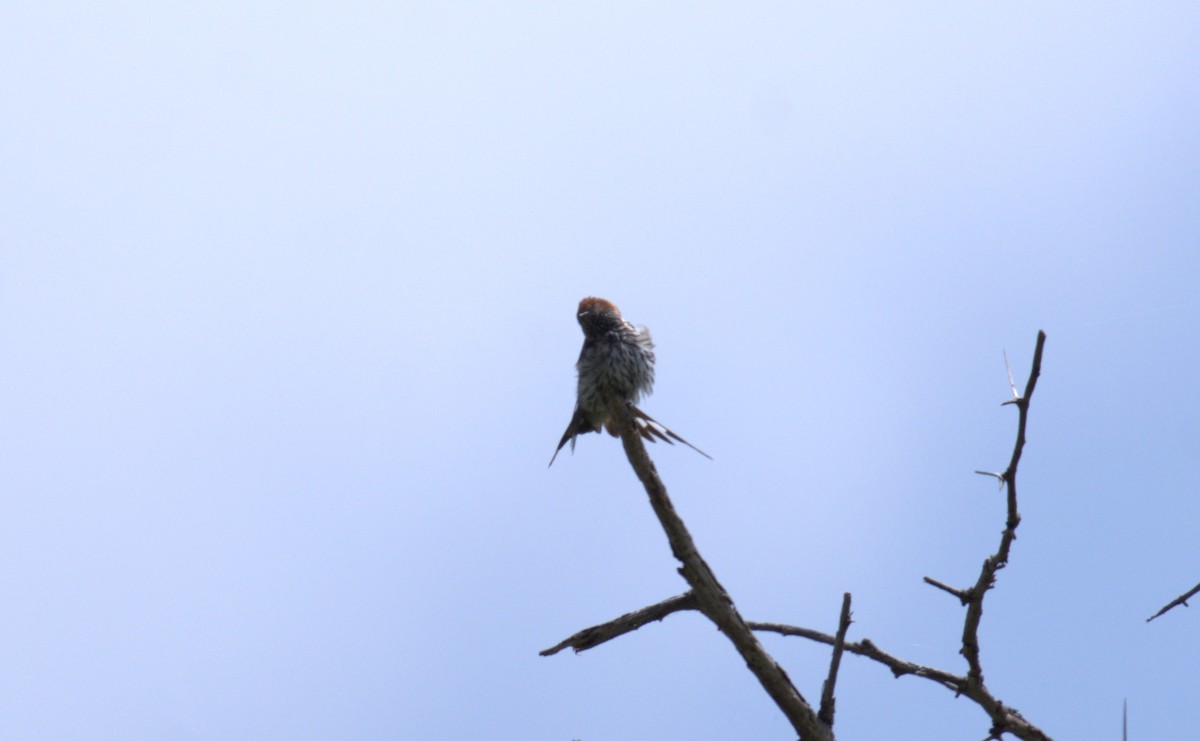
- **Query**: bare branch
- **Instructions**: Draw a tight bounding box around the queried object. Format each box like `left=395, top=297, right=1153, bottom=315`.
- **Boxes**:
left=758, top=331, right=1052, bottom=741
left=1147, top=580, right=1200, bottom=622
left=541, top=592, right=698, bottom=656
left=605, top=397, right=832, bottom=741
left=751, top=623, right=1053, bottom=741
left=923, top=577, right=971, bottom=604
left=543, top=332, right=1050, bottom=740
left=818, top=593, right=853, bottom=727
left=960, top=330, right=1045, bottom=690
left=751, top=622, right=965, bottom=693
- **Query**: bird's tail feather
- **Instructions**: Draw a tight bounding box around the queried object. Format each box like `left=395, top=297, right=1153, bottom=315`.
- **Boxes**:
left=550, top=404, right=713, bottom=466
left=630, top=405, right=713, bottom=460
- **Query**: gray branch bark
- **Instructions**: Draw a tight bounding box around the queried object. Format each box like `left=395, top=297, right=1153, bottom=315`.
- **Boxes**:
left=603, top=396, right=832, bottom=741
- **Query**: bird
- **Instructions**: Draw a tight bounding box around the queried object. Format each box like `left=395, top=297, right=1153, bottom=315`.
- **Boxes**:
left=549, top=296, right=712, bottom=466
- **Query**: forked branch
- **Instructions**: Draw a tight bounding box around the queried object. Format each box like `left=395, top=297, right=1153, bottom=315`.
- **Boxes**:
left=754, top=331, right=1051, bottom=741
left=544, top=398, right=833, bottom=741
left=604, top=397, right=832, bottom=741
left=543, top=332, right=1049, bottom=741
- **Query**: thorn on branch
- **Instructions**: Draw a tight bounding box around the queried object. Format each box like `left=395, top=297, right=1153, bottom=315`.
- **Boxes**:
left=975, top=470, right=1006, bottom=490
left=1003, top=350, right=1019, bottom=401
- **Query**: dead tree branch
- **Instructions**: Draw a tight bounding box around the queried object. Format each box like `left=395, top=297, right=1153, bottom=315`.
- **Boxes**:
left=818, top=593, right=853, bottom=727
left=540, top=592, right=697, bottom=656
left=751, top=331, right=1051, bottom=741
left=946, top=330, right=1045, bottom=691
left=546, top=397, right=833, bottom=741
left=607, top=397, right=831, bottom=741
left=543, top=332, right=1049, bottom=740
left=1147, top=580, right=1200, bottom=622
left=750, top=622, right=966, bottom=693
left=750, top=623, right=1051, bottom=741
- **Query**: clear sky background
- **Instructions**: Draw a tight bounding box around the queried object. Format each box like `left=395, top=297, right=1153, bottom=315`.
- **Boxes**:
left=3, top=3, right=1198, bottom=740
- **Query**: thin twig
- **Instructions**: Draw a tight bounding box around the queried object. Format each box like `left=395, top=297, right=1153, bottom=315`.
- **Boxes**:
left=540, top=592, right=698, bottom=656
left=606, top=397, right=832, bottom=741
left=923, top=577, right=971, bottom=604
left=818, top=593, right=853, bottom=727
left=1147, top=580, right=1200, bottom=622
left=751, top=622, right=965, bottom=693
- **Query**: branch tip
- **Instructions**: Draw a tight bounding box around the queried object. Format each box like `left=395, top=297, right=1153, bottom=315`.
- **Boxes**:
left=1148, top=580, right=1200, bottom=622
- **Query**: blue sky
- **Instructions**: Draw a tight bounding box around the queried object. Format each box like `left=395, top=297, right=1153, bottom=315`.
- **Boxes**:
left=3, top=2, right=1199, bottom=739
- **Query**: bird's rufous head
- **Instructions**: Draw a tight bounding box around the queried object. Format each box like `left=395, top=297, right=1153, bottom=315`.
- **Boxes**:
left=576, top=297, right=622, bottom=337
left=578, top=296, right=619, bottom=318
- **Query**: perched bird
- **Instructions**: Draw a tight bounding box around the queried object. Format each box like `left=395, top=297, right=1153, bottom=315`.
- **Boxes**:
left=549, top=297, right=711, bottom=466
